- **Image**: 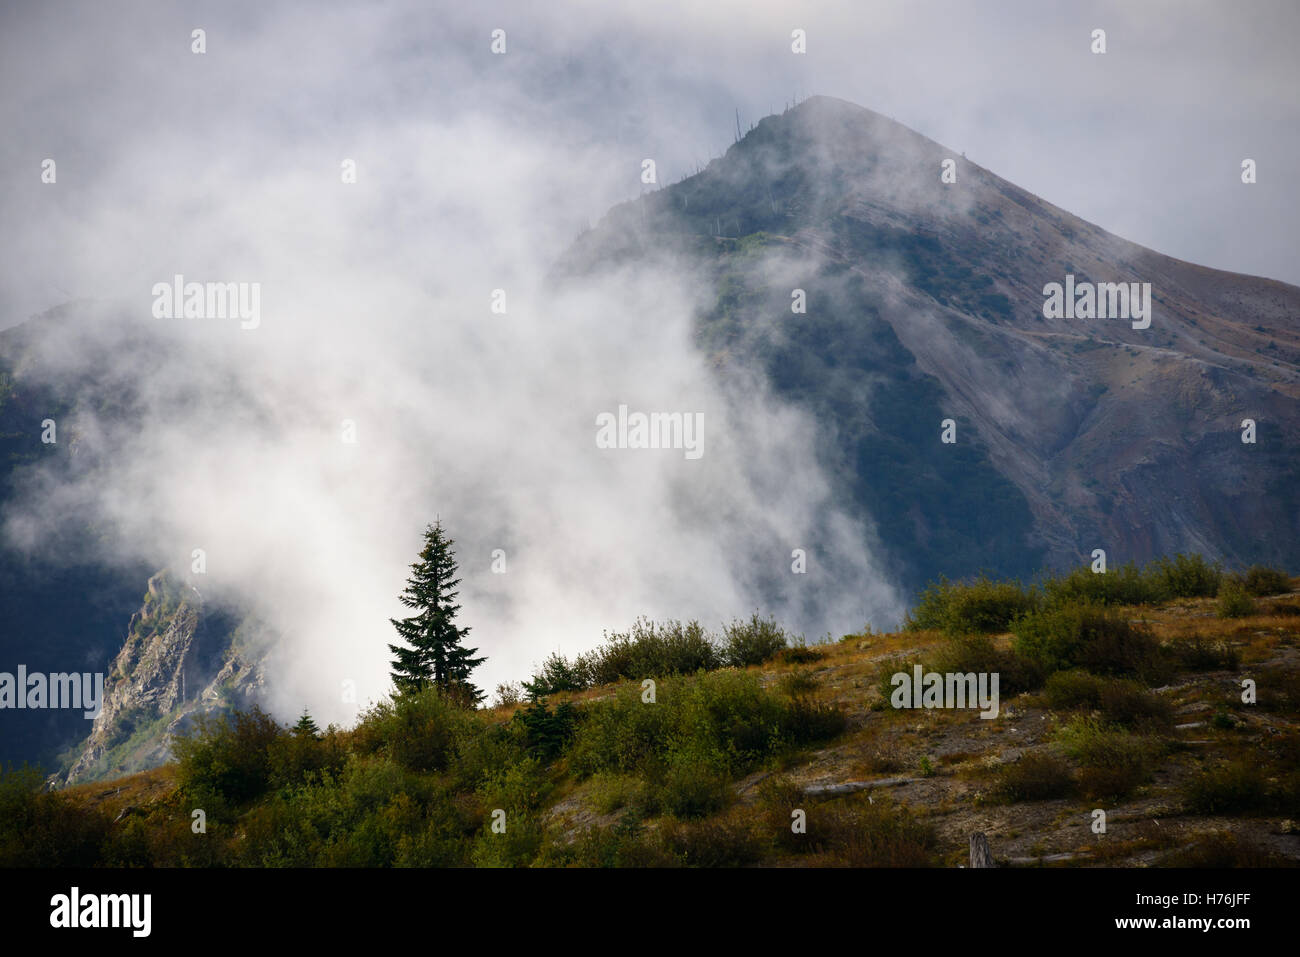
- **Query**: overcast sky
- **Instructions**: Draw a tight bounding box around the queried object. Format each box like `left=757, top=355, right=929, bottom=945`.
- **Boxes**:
left=1, top=0, right=1296, bottom=720
left=3, top=0, right=1297, bottom=326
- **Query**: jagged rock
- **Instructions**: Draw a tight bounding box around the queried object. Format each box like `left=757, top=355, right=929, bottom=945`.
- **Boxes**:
left=54, top=571, right=267, bottom=787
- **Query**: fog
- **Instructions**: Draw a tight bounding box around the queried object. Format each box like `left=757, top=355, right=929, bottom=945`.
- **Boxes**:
left=1, top=0, right=1295, bottom=723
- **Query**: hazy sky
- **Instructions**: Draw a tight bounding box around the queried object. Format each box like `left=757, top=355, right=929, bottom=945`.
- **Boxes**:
left=1, top=0, right=1296, bottom=722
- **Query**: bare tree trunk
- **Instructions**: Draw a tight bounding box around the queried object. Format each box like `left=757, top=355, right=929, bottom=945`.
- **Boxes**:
left=970, top=832, right=996, bottom=868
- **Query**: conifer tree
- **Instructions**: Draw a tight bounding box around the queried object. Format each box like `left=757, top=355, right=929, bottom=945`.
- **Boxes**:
left=388, top=520, right=485, bottom=704
left=292, top=710, right=321, bottom=738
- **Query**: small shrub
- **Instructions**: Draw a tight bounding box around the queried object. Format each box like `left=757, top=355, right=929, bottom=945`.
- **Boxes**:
left=656, top=748, right=730, bottom=818
left=523, top=652, right=585, bottom=698
left=1185, top=760, right=1269, bottom=815
left=905, top=574, right=1038, bottom=635
left=1238, top=565, right=1291, bottom=597
left=995, top=750, right=1075, bottom=801
left=1042, top=669, right=1105, bottom=710
left=1145, top=554, right=1222, bottom=599
left=777, top=670, right=819, bottom=696
left=1166, top=635, right=1239, bottom=672
left=722, top=613, right=788, bottom=667
left=776, top=645, right=824, bottom=665
left=0, top=765, right=110, bottom=866
left=353, top=689, right=473, bottom=773
left=1159, top=832, right=1294, bottom=867
left=1216, top=580, right=1256, bottom=619
left=1013, top=602, right=1168, bottom=682
left=174, top=707, right=286, bottom=810
left=658, top=817, right=765, bottom=866
left=1042, top=562, right=1155, bottom=608
left=1054, top=715, right=1160, bottom=800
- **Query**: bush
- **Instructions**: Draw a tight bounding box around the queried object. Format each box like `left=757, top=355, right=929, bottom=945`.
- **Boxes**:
left=0, top=765, right=109, bottom=866
left=268, top=726, right=347, bottom=790
left=656, top=746, right=731, bottom=818
left=767, top=788, right=937, bottom=866
left=1042, top=562, right=1156, bottom=607
left=523, top=653, right=586, bottom=698
left=657, top=817, right=766, bottom=866
left=1165, top=635, right=1239, bottom=672
left=576, top=618, right=722, bottom=685
left=174, top=707, right=286, bottom=810
left=1216, top=580, right=1256, bottom=619
left=1054, top=715, right=1161, bottom=800
left=1145, top=554, right=1222, bottom=599
left=1238, top=565, right=1291, bottom=597
left=722, top=613, right=788, bottom=667
left=513, top=699, right=577, bottom=762
left=1041, top=669, right=1106, bottom=710
left=776, top=645, right=825, bottom=665
left=1159, top=833, right=1294, bottom=868
left=570, top=669, right=841, bottom=785
left=905, top=574, right=1038, bottom=635
left=1185, top=760, right=1269, bottom=815
left=995, top=750, right=1075, bottom=801
left=1012, top=602, right=1168, bottom=682
left=352, top=688, right=477, bottom=773
left=931, top=633, right=1046, bottom=695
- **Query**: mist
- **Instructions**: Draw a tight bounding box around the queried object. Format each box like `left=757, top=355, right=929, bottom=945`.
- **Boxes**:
left=3, top=0, right=1296, bottom=727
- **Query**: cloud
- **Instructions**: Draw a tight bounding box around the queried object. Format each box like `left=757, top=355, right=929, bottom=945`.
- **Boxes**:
left=0, top=0, right=1293, bottom=725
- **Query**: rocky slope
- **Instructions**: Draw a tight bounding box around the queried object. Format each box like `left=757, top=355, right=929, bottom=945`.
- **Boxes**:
left=561, top=95, right=1300, bottom=592
left=55, top=571, right=265, bottom=786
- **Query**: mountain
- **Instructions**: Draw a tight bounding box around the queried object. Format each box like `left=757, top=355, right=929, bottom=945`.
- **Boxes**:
left=0, top=305, right=264, bottom=776
left=2, top=95, right=1297, bottom=779
left=560, top=95, right=1300, bottom=594
left=55, top=570, right=264, bottom=787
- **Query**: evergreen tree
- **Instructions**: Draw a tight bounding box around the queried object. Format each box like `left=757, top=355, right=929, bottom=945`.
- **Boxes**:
left=388, top=520, right=486, bottom=704
left=292, top=710, right=321, bottom=739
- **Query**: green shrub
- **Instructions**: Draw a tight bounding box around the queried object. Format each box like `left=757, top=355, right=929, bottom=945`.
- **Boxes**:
left=1012, top=602, right=1168, bottom=682
left=1042, top=669, right=1106, bottom=710
left=174, top=707, right=286, bottom=810
left=905, top=574, right=1038, bottom=635
left=722, top=613, right=789, bottom=667
left=776, top=669, right=819, bottom=696
left=513, top=699, right=578, bottom=762
left=0, top=765, right=109, bottom=866
left=1042, top=561, right=1156, bottom=607
left=1166, top=635, right=1239, bottom=672
left=1145, top=554, right=1222, bottom=599
left=523, top=652, right=586, bottom=698
left=776, top=644, right=825, bottom=665
left=770, top=790, right=937, bottom=866
left=1238, top=565, right=1291, bottom=597
left=1054, top=715, right=1161, bottom=800
left=995, top=750, right=1075, bottom=801
left=1216, top=581, right=1256, bottom=619
left=656, top=746, right=731, bottom=818
left=576, top=618, right=722, bottom=685
left=1185, top=760, right=1269, bottom=815
left=657, top=817, right=766, bottom=866
left=570, top=669, right=838, bottom=785
left=1159, top=833, right=1294, bottom=868
left=353, top=688, right=475, bottom=773
left=931, top=633, right=1045, bottom=695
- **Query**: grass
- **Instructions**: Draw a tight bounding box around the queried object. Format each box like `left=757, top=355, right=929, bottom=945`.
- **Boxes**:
left=14, top=552, right=1298, bottom=869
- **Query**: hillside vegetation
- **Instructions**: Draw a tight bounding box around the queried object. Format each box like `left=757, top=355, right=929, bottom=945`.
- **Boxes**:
left=3, top=555, right=1298, bottom=867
